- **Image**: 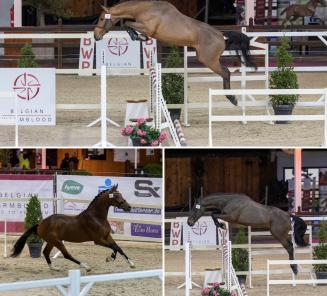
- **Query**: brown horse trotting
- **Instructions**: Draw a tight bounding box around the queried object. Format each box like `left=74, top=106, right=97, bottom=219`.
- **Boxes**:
left=94, top=1, right=257, bottom=106
left=281, top=0, right=326, bottom=26
left=11, top=184, right=135, bottom=271
left=187, top=193, right=308, bottom=275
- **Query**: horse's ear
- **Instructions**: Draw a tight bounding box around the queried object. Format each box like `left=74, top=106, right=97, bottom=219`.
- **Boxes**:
left=100, top=4, right=109, bottom=12
left=113, top=184, right=118, bottom=191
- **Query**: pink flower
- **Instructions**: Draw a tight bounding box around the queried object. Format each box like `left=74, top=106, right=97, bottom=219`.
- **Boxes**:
left=137, top=118, right=146, bottom=125
left=140, top=139, right=147, bottom=145
left=201, top=288, right=211, bottom=296
left=159, top=132, right=167, bottom=142
left=213, top=291, right=219, bottom=296
left=137, top=129, right=144, bottom=136
left=213, top=283, right=220, bottom=288
left=151, top=140, right=159, bottom=146
left=124, top=127, right=134, bottom=135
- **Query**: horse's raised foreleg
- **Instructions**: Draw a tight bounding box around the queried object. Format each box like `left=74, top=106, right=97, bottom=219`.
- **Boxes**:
left=211, top=211, right=227, bottom=229
left=124, top=21, right=150, bottom=41
left=53, top=240, right=91, bottom=272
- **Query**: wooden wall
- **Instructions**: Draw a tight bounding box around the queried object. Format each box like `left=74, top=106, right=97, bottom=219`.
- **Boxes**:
left=165, top=153, right=276, bottom=207
left=57, top=149, right=161, bottom=176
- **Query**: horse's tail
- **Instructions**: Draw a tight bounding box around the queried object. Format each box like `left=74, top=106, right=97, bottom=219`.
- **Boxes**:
left=10, top=224, right=38, bottom=257
left=223, top=31, right=257, bottom=70
left=280, top=7, right=288, bottom=15
left=291, top=215, right=308, bottom=247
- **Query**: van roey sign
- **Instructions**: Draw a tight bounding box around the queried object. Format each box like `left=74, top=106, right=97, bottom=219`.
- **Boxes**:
left=0, top=68, right=56, bottom=125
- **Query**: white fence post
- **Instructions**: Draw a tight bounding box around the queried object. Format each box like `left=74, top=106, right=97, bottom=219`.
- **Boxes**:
left=69, top=269, right=80, bottom=296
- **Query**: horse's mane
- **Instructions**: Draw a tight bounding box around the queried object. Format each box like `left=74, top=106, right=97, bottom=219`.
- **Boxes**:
left=86, top=188, right=114, bottom=209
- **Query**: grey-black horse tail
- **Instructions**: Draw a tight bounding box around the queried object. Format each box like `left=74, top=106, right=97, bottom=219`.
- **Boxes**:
left=291, top=215, right=308, bottom=247
left=10, top=224, right=38, bottom=257
left=223, top=31, right=257, bottom=70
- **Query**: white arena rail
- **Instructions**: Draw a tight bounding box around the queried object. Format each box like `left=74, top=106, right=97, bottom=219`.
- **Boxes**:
left=0, top=269, right=162, bottom=296
left=209, top=88, right=327, bottom=146
left=267, top=260, right=327, bottom=296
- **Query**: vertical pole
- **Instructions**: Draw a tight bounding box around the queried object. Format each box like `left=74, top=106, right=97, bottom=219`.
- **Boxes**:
left=241, top=59, right=246, bottom=124
left=13, top=0, right=22, bottom=27
left=183, top=46, right=189, bottom=127
left=41, top=148, right=46, bottom=169
left=15, top=93, right=18, bottom=148
left=101, top=64, right=107, bottom=148
left=204, top=0, right=209, bottom=23
left=188, top=187, right=192, bottom=213
left=4, top=220, right=7, bottom=258
left=209, top=89, right=212, bottom=147
left=248, top=226, right=252, bottom=288
left=69, top=270, right=80, bottom=296
left=267, top=260, right=270, bottom=296
left=324, top=91, right=327, bottom=146
left=294, top=149, right=302, bottom=212
left=134, top=148, right=138, bottom=172
left=245, top=0, right=255, bottom=26
left=185, top=242, right=190, bottom=296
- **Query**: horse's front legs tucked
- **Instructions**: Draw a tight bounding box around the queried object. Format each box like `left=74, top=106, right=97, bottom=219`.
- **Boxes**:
left=125, top=21, right=150, bottom=41
left=211, top=211, right=227, bottom=229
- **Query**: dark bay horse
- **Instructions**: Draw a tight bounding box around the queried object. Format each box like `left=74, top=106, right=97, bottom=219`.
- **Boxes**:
left=94, top=1, right=257, bottom=106
left=281, top=0, right=326, bottom=26
left=187, top=193, right=308, bottom=275
left=11, top=184, right=135, bottom=271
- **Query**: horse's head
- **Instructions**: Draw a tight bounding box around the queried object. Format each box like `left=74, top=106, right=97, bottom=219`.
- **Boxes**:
left=94, top=5, right=110, bottom=41
left=187, top=200, right=204, bottom=227
left=107, top=184, right=132, bottom=212
left=314, top=0, right=326, bottom=6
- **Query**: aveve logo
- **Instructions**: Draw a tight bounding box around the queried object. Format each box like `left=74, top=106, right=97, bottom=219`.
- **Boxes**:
left=62, top=180, right=84, bottom=195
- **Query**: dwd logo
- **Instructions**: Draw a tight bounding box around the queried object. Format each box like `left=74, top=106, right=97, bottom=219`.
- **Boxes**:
left=134, top=180, right=160, bottom=198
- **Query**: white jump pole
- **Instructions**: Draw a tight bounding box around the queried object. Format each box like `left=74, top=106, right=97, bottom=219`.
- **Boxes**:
left=185, top=242, right=191, bottom=296
left=14, top=94, right=18, bottom=148
left=3, top=220, right=7, bottom=258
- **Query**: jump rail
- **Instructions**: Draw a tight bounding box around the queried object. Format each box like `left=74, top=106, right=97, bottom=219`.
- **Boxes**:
left=209, top=88, right=327, bottom=147
left=267, top=260, right=327, bottom=296
left=0, top=269, right=162, bottom=296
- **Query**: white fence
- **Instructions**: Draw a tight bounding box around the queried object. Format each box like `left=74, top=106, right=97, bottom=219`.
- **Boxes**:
left=267, top=260, right=327, bottom=296
left=209, top=88, right=327, bottom=146
left=0, top=268, right=162, bottom=296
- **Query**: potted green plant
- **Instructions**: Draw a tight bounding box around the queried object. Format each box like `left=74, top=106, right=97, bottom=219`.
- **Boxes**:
left=232, top=228, right=249, bottom=285
left=18, top=44, right=38, bottom=68
left=313, top=221, right=327, bottom=282
left=162, top=46, right=184, bottom=121
left=269, top=37, right=299, bottom=124
left=0, top=150, right=12, bottom=169
left=143, top=163, right=162, bottom=177
left=121, top=118, right=167, bottom=146
left=25, top=195, right=43, bottom=258
left=201, top=282, right=237, bottom=296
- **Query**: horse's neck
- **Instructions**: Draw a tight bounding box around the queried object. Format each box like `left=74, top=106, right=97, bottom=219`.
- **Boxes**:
left=202, top=196, right=223, bottom=211
left=86, top=199, right=112, bottom=219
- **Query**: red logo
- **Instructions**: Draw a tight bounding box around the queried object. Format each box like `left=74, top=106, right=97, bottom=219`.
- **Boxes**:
left=191, top=221, right=208, bottom=236
left=107, top=38, right=129, bottom=56
left=13, top=73, right=41, bottom=100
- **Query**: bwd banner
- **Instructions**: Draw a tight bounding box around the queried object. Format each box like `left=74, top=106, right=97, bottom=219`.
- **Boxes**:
left=0, top=68, right=56, bottom=125
left=79, top=32, right=95, bottom=76
left=56, top=175, right=162, bottom=239
left=96, top=31, right=141, bottom=70
left=0, top=175, right=54, bottom=221
left=182, top=217, right=217, bottom=247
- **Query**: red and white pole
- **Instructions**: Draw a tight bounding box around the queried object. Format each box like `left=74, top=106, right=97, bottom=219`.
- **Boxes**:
left=294, top=149, right=302, bottom=212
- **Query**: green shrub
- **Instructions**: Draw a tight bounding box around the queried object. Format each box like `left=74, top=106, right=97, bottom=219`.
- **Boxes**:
left=25, top=195, right=43, bottom=243
left=232, top=229, right=249, bottom=271
left=18, top=44, right=38, bottom=68
left=269, top=37, right=299, bottom=107
left=313, top=221, right=327, bottom=272
left=143, top=163, right=162, bottom=177
left=162, top=46, right=184, bottom=105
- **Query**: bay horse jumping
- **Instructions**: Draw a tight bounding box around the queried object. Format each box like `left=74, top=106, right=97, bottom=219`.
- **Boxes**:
left=187, top=193, right=308, bottom=275
left=281, top=0, right=326, bottom=26
left=11, top=184, right=135, bottom=271
left=94, top=1, right=257, bottom=106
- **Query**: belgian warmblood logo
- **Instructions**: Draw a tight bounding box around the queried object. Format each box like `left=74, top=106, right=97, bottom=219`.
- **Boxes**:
left=107, top=38, right=129, bottom=56
left=191, top=221, right=208, bottom=236
left=13, top=73, right=41, bottom=100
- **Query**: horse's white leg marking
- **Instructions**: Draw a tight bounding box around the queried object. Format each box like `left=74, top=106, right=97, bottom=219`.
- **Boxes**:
left=127, top=258, right=136, bottom=268
left=80, top=262, right=91, bottom=272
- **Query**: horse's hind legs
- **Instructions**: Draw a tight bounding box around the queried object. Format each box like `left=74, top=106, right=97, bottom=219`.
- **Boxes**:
left=220, top=65, right=237, bottom=106
left=43, top=243, right=60, bottom=271
left=281, top=238, right=298, bottom=275
left=53, top=240, right=91, bottom=272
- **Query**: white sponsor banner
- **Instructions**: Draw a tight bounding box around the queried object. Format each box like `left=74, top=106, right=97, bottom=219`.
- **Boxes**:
left=0, top=176, right=54, bottom=221
left=96, top=31, right=140, bottom=70
left=169, top=220, right=182, bottom=250
left=0, top=68, right=56, bottom=125
left=56, top=175, right=162, bottom=221
left=79, top=33, right=95, bottom=76
left=182, top=217, right=217, bottom=246
left=142, top=38, right=157, bottom=69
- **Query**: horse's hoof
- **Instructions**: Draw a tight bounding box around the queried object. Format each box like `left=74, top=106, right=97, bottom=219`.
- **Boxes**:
left=128, top=259, right=136, bottom=269
left=49, top=264, right=60, bottom=272
left=80, top=262, right=91, bottom=272
left=227, top=95, right=238, bottom=106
